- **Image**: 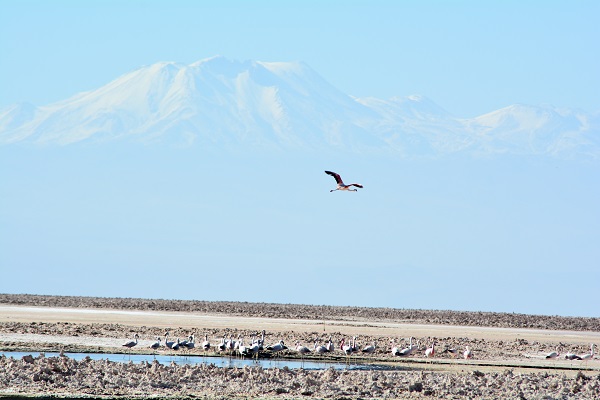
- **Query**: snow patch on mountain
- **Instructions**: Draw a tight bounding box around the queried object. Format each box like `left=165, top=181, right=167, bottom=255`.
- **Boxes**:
left=0, top=57, right=598, bottom=159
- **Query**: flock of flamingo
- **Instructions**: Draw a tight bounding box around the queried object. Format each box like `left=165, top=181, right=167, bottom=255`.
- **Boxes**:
left=122, top=330, right=596, bottom=364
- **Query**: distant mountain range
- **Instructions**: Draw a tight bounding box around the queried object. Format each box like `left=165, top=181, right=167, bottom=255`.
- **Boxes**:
left=1, top=56, right=598, bottom=158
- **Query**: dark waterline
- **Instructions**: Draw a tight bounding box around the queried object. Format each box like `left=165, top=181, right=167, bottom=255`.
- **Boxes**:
left=1, top=351, right=403, bottom=371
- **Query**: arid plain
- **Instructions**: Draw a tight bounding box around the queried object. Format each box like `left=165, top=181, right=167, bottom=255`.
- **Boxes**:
left=1, top=294, right=599, bottom=399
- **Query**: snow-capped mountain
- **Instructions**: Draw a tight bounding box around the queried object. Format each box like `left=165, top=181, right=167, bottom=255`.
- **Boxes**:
left=1, top=56, right=598, bottom=158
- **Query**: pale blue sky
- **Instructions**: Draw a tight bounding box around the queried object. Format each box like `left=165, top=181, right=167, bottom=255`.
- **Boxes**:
left=1, top=0, right=599, bottom=117
left=1, top=1, right=599, bottom=317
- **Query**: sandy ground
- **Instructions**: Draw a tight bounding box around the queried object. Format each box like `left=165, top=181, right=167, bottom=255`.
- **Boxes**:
left=1, top=300, right=599, bottom=398
left=2, top=304, right=600, bottom=346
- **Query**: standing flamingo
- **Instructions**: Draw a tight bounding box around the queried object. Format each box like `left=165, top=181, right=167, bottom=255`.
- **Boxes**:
left=150, top=336, right=161, bottom=350
left=122, top=334, right=139, bottom=351
left=238, top=337, right=248, bottom=358
left=164, top=332, right=175, bottom=349
left=122, top=333, right=139, bottom=358
left=425, top=342, right=435, bottom=358
left=326, top=336, right=335, bottom=352
left=341, top=338, right=353, bottom=356
left=464, top=346, right=473, bottom=360
left=314, top=340, right=329, bottom=354
left=399, top=337, right=417, bottom=356
left=201, top=334, right=210, bottom=351
left=218, top=336, right=227, bottom=352
left=362, top=341, right=376, bottom=354
left=296, top=342, right=311, bottom=356
left=391, top=339, right=401, bottom=356
left=267, top=340, right=287, bottom=352
left=325, top=171, right=363, bottom=192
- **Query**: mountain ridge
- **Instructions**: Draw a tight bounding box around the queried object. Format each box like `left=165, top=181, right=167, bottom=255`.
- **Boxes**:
left=1, top=56, right=598, bottom=159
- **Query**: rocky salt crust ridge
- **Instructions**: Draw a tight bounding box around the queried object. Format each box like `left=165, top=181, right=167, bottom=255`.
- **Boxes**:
left=2, top=294, right=599, bottom=332
left=1, top=354, right=599, bottom=399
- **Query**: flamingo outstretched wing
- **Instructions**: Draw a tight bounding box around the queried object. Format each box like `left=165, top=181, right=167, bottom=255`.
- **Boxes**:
left=324, top=170, right=344, bottom=185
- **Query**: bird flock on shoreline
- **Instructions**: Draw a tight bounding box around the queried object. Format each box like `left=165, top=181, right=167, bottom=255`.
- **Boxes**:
left=122, top=331, right=597, bottom=364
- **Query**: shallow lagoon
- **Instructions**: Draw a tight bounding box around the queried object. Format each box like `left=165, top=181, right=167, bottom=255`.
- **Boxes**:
left=1, top=351, right=403, bottom=371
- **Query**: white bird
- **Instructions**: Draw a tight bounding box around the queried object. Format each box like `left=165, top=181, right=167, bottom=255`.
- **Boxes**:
left=579, top=343, right=595, bottom=362
left=565, top=353, right=582, bottom=360
left=340, top=338, right=353, bottom=356
left=238, top=337, right=248, bottom=358
left=179, top=336, right=189, bottom=348
left=351, top=336, right=359, bottom=352
left=164, top=332, right=175, bottom=349
left=267, top=340, right=287, bottom=352
left=296, top=342, right=311, bottom=356
left=325, top=171, right=363, bottom=192
left=398, top=337, right=417, bottom=356
left=425, top=342, right=435, bottom=358
left=326, top=336, right=335, bottom=352
left=122, top=333, right=139, bottom=350
left=391, top=339, right=401, bottom=356
left=183, top=335, right=195, bottom=350
left=314, top=340, right=329, bottom=354
left=248, top=340, right=261, bottom=358
left=150, top=336, right=161, bottom=350
left=228, top=335, right=237, bottom=353
left=546, top=350, right=559, bottom=359
left=362, top=341, right=376, bottom=354
left=464, top=346, right=473, bottom=360
left=201, top=334, right=210, bottom=351
left=218, top=336, right=227, bottom=352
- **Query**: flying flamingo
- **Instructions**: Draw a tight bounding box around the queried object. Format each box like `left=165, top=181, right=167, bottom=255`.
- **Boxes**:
left=325, top=171, right=363, bottom=192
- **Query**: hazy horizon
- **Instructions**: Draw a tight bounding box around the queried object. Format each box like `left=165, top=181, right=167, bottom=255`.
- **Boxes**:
left=1, top=1, right=598, bottom=318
